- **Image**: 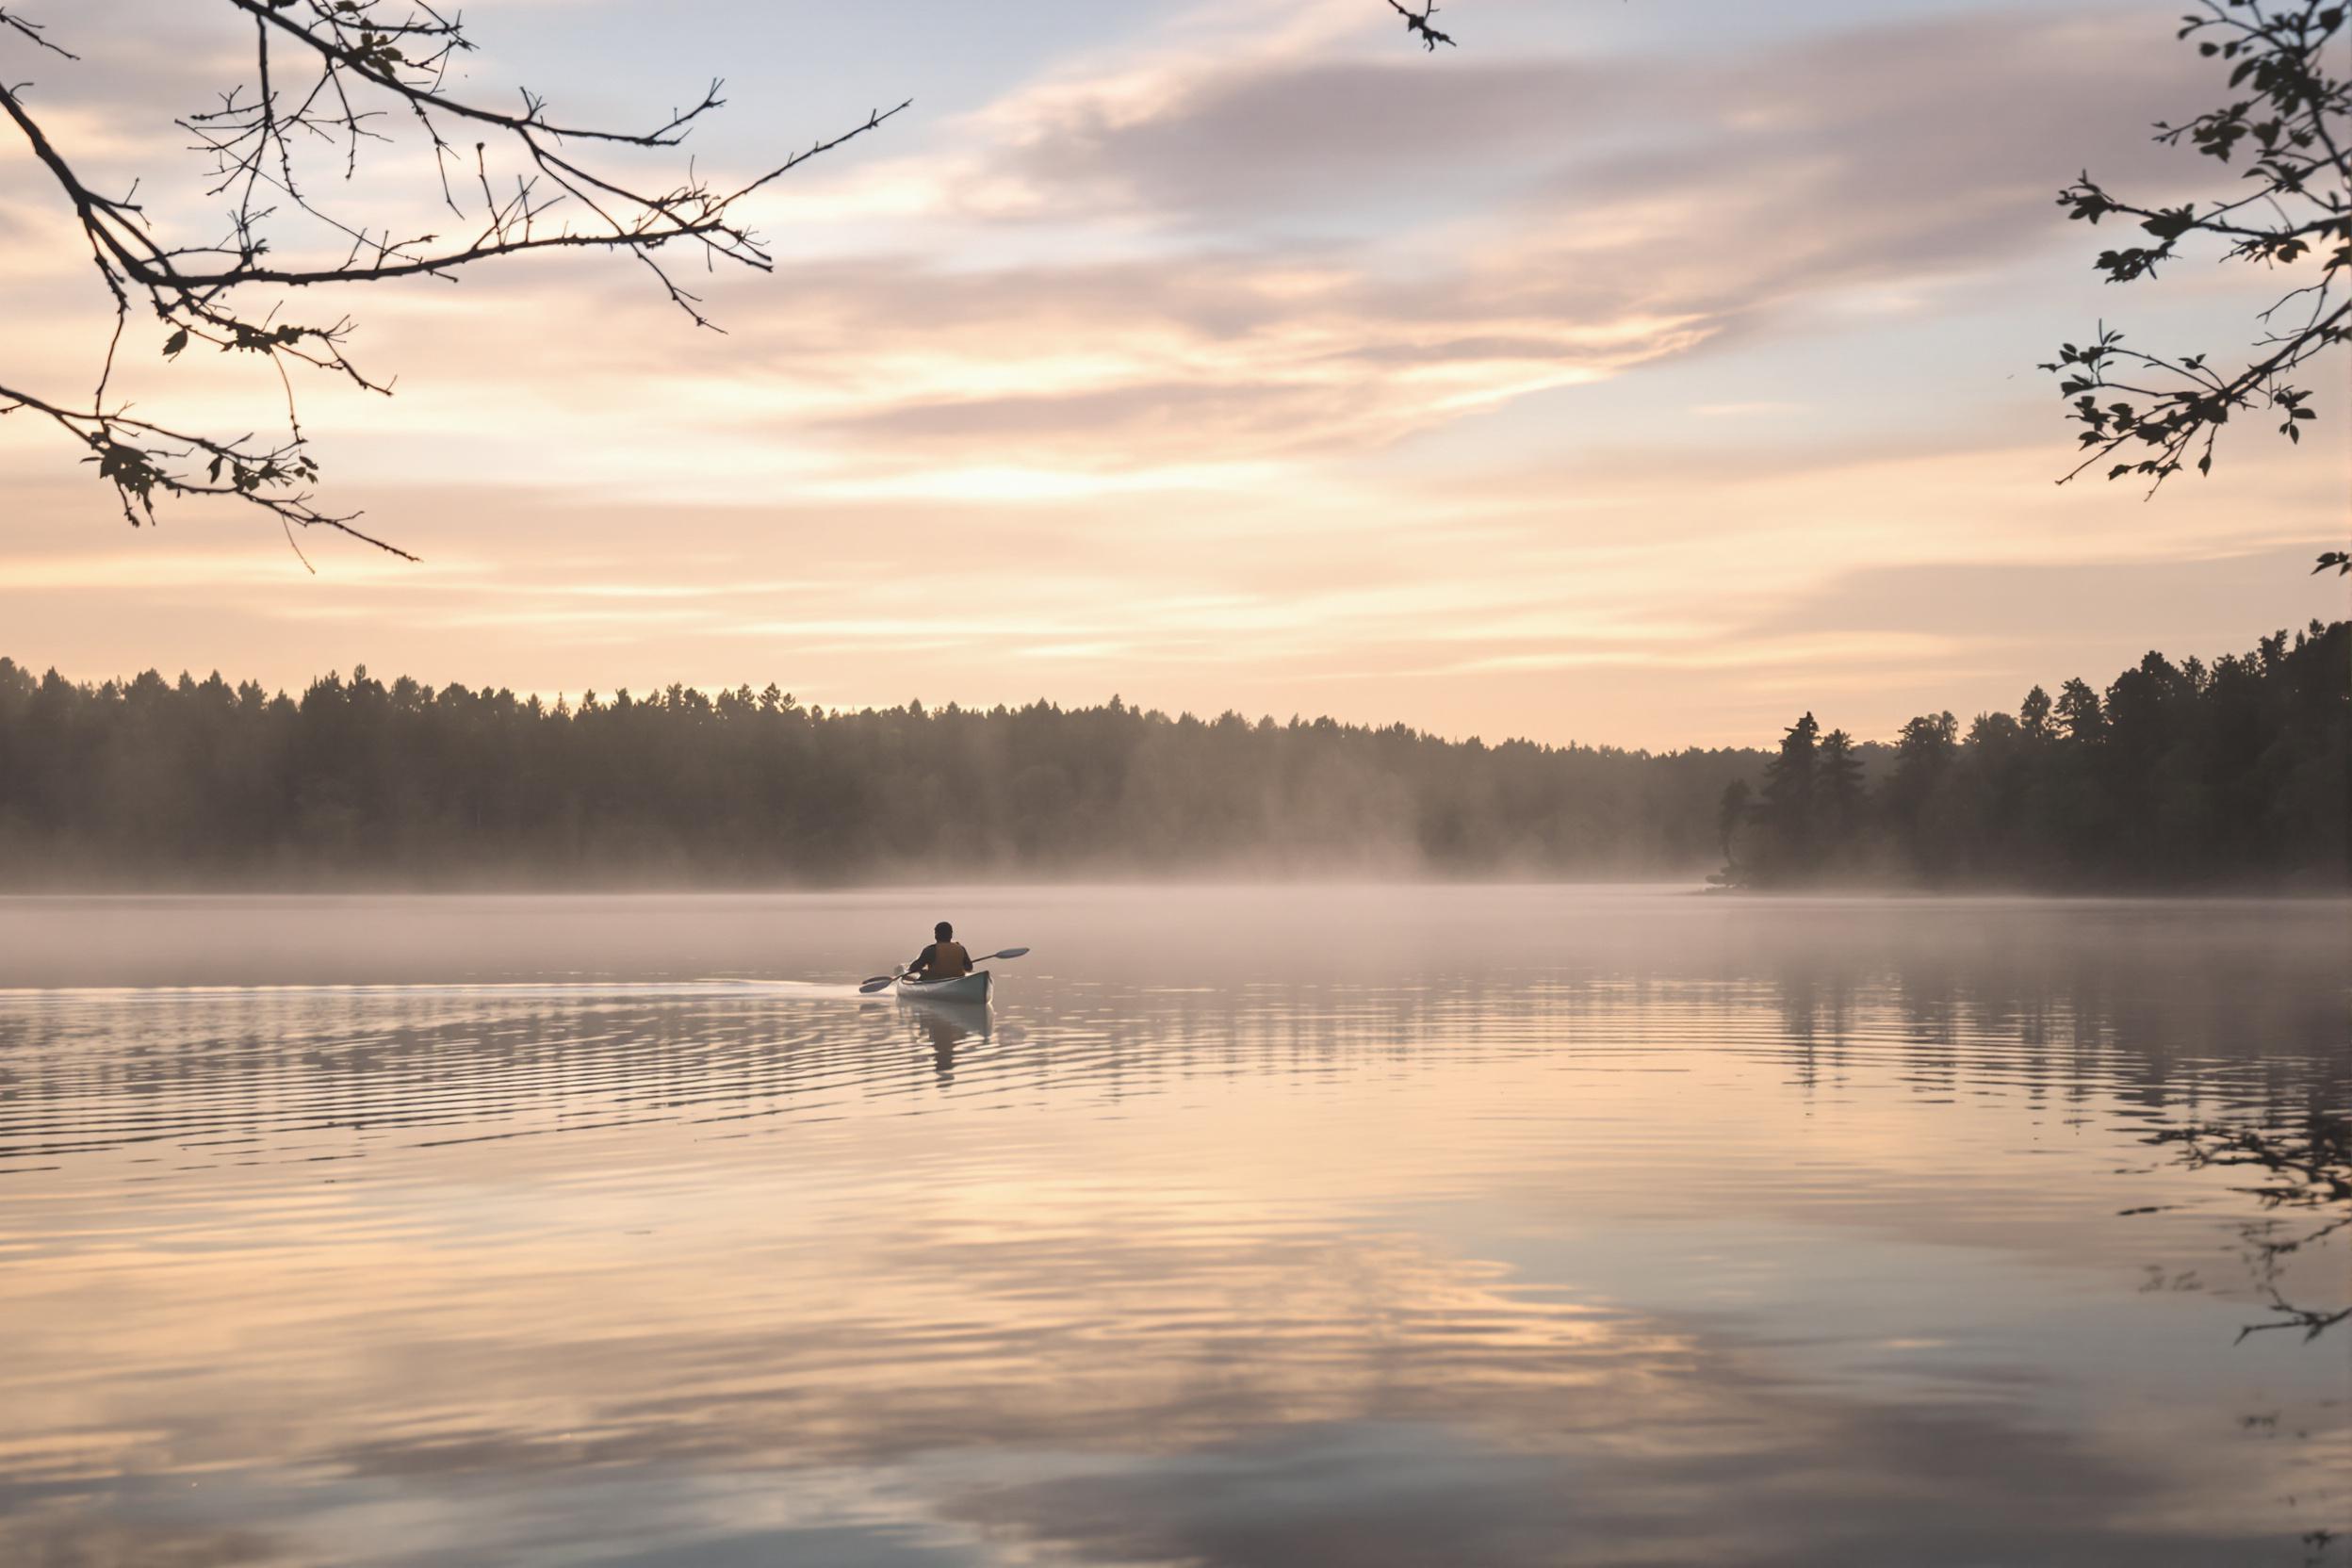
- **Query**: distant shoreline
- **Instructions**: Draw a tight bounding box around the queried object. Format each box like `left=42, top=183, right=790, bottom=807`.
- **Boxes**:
left=4, top=621, right=2344, bottom=897
left=4, top=879, right=2345, bottom=902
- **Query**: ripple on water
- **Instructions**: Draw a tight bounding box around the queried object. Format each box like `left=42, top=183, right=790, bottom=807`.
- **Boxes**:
left=0, top=890, right=2344, bottom=1568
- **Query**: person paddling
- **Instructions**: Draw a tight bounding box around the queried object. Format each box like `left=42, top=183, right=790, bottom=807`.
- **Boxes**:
left=858, top=935, right=1027, bottom=996
left=906, top=922, right=974, bottom=981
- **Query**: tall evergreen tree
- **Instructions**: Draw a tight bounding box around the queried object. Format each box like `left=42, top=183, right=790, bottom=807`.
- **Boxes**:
left=2055, top=679, right=2105, bottom=743
left=2019, top=686, right=2054, bottom=742
left=1817, top=728, right=1865, bottom=859
left=1751, top=712, right=1821, bottom=881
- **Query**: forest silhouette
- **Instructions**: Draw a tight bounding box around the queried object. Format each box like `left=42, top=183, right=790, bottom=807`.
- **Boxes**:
left=1723, top=620, right=2347, bottom=890
left=0, top=622, right=2342, bottom=890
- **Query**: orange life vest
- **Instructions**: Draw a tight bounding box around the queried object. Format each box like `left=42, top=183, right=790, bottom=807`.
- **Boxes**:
left=928, top=940, right=973, bottom=977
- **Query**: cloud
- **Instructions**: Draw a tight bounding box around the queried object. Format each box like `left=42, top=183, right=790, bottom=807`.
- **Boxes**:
left=994, top=56, right=1627, bottom=224
left=1745, top=546, right=2352, bottom=649
left=978, top=5, right=2202, bottom=235
left=732, top=256, right=1710, bottom=472
left=645, top=5, right=2214, bottom=481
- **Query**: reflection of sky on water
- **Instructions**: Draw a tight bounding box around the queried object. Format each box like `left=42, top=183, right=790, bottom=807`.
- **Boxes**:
left=0, top=890, right=2345, bottom=1565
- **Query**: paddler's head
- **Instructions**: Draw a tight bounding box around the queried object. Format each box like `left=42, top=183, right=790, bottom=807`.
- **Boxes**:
left=935, top=921, right=954, bottom=941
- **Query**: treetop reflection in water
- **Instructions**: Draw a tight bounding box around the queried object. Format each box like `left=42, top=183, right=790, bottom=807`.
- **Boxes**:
left=0, top=888, right=2345, bottom=1567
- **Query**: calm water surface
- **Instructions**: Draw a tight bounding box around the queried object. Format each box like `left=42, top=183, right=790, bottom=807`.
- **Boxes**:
left=1, top=888, right=2346, bottom=1566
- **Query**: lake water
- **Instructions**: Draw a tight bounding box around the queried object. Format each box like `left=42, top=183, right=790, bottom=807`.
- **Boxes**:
left=1, top=888, right=2346, bottom=1567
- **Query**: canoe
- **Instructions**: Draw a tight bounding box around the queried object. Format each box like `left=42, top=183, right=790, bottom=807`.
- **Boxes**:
left=895, top=971, right=992, bottom=1004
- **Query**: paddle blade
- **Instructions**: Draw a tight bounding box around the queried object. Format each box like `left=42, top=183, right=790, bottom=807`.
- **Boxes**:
left=858, top=974, right=899, bottom=994
left=984, top=947, right=1030, bottom=961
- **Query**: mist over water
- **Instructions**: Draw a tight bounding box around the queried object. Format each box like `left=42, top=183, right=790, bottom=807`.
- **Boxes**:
left=2, top=888, right=2346, bottom=1566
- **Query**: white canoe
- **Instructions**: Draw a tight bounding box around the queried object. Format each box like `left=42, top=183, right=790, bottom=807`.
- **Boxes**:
left=895, top=971, right=992, bottom=1004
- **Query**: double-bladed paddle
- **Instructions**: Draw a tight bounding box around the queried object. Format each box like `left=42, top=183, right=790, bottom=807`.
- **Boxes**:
left=858, top=947, right=1030, bottom=994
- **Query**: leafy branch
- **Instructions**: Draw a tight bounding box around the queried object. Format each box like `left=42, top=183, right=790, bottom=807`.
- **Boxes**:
left=2041, top=0, right=2348, bottom=574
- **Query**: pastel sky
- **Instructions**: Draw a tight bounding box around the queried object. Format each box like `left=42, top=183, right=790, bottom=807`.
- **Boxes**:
left=1, top=0, right=2344, bottom=748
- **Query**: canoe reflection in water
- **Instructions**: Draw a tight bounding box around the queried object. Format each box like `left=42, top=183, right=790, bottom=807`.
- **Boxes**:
left=898, top=991, right=991, bottom=1086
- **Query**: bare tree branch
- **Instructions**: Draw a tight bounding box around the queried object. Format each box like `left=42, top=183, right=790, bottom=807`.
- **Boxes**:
left=2, top=1, right=908, bottom=559
left=0, top=8, right=71, bottom=58
left=1385, top=0, right=1457, bottom=52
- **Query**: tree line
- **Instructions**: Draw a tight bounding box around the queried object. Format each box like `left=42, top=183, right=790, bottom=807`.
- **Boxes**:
left=0, top=623, right=2340, bottom=890
left=0, top=664, right=1751, bottom=887
left=1720, top=621, right=2347, bottom=890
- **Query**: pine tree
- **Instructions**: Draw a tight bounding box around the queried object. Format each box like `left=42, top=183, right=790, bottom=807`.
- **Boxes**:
left=1817, top=728, right=1865, bottom=863
left=1750, top=712, right=1821, bottom=884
